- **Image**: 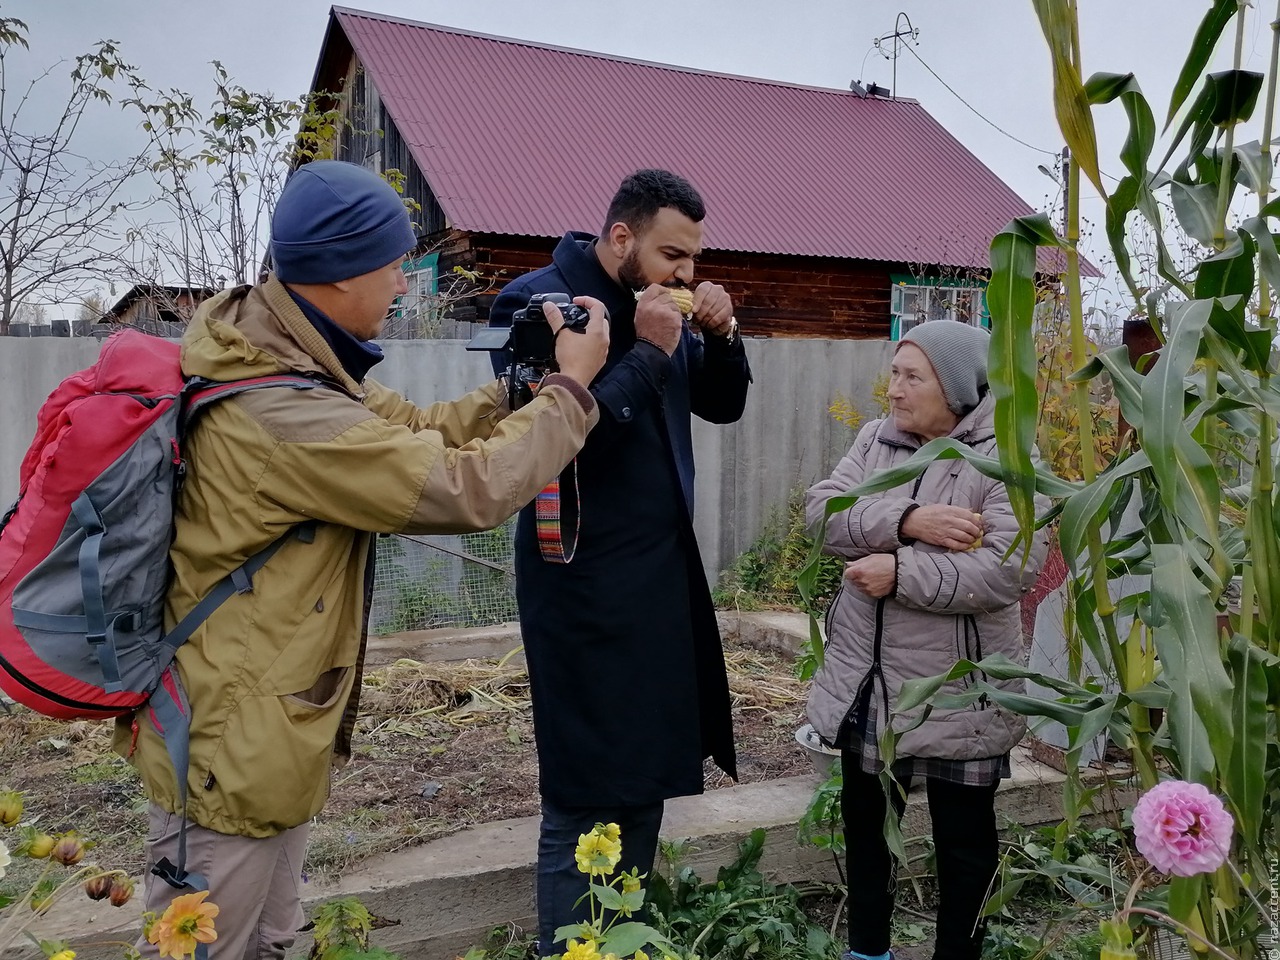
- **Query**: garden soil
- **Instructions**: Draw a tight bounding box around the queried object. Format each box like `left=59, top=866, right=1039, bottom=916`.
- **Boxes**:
left=0, top=636, right=810, bottom=884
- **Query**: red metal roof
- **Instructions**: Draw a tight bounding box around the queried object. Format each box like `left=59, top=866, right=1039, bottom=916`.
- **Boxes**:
left=328, top=7, right=1071, bottom=273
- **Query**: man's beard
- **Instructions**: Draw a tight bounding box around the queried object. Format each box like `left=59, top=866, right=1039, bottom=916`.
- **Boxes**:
left=618, top=249, right=686, bottom=295
left=618, top=248, right=646, bottom=291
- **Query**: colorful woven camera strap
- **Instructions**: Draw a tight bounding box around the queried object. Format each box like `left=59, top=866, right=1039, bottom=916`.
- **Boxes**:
left=530, top=379, right=580, bottom=563
left=534, top=461, right=580, bottom=563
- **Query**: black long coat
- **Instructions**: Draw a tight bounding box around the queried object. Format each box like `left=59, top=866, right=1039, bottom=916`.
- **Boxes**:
left=489, top=232, right=751, bottom=807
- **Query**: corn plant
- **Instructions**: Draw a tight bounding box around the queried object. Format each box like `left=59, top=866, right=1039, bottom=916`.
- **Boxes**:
left=799, top=1, right=1279, bottom=954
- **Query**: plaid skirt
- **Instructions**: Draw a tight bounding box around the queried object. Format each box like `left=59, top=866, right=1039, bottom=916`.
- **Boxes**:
left=847, top=688, right=1010, bottom=787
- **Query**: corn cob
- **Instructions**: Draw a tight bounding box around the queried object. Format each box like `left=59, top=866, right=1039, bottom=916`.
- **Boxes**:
left=667, top=287, right=694, bottom=316
left=634, top=286, right=695, bottom=317
left=967, top=513, right=983, bottom=550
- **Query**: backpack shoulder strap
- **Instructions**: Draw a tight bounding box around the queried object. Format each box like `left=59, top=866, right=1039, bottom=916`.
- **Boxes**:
left=150, top=521, right=317, bottom=902
left=182, top=374, right=318, bottom=426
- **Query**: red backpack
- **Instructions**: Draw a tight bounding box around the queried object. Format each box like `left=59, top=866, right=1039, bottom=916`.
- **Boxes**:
left=0, top=328, right=313, bottom=891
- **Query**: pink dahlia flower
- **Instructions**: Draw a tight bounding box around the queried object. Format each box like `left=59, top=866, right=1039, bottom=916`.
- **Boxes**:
left=1132, top=780, right=1234, bottom=877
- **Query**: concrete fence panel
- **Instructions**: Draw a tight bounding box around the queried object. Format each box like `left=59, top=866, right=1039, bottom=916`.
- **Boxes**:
left=1, top=337, right=897, bottom=578
left=2, top=338, right=107, bottom=508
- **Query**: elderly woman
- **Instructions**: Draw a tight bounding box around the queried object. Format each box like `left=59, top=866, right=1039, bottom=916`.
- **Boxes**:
left=806, top=321, right=1047, bottom=960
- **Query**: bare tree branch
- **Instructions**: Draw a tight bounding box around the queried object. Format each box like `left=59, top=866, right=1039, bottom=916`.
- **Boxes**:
left=0, top=18, right=145, bottom=333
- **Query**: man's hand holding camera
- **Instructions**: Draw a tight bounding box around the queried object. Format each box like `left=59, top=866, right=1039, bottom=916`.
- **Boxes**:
left=544, top=295, right=610, bottom=387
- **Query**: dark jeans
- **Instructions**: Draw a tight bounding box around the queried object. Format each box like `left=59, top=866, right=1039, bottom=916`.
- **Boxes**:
left=536, top=798, right=665, bottom=956
left=841, top=756, right=1000, bottom=960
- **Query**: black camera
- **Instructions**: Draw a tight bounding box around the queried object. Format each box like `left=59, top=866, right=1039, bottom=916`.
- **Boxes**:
left=467, top=293, right=591, bottom=408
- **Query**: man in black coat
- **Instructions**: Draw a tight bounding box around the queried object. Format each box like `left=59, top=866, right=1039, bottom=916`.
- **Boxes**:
left=488, top=169, right=751, bottom=951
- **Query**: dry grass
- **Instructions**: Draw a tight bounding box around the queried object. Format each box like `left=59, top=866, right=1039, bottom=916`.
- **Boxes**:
left=724, top=648, right=808, bottom=709
left=0, top=637, right=810, bottom=884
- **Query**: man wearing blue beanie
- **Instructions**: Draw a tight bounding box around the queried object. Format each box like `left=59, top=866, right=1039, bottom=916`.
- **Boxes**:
left=121, top=159, right=612, bottom=959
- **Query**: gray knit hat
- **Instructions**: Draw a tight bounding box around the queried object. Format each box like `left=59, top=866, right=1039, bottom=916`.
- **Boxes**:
left=898, top=321, right=991, bottom=414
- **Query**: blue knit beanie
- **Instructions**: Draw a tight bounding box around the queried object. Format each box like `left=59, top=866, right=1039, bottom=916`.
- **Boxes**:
left=270, top=160, right=417, bottom=283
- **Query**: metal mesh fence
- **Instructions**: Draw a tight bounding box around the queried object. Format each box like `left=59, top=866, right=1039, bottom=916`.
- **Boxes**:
left=1146, top=930, right=1193, bottom=960
left=370, top=519, right=518, bottom=635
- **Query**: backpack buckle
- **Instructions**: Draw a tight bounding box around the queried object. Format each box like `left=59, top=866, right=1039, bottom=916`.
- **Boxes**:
left=152, top=856, right=189, bottom=889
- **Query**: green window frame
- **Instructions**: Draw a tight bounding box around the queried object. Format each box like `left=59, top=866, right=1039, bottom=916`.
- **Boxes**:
left=394, top=252, right=439, bottom=330
left=889, top=274, right=990, bottom=340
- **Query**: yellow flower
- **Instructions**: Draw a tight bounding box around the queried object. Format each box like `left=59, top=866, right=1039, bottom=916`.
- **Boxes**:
left=48, top=951, right=75, bottom=960
left=573, top=829, right=622, bottom=876
left=563, top=940, right=601, bottom=960
left=147, top=890, right=219, bottom=960
left=634, top=951, right=649, bottom=960
left=622, top=874, right=642, bottom=895
left=600, top=822, right=621, bottom=843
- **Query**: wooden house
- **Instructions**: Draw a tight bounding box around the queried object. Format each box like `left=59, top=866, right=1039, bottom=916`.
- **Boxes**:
left=308, top=7, right=1079, bottom=339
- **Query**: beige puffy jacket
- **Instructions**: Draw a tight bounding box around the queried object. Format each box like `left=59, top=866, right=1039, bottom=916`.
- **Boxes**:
left=805, top=394, right=1049, bottom=761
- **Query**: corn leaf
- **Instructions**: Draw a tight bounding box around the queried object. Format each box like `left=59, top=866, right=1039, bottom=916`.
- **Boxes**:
left=1206, top=69, right=1264, bottom=125
left=1058, top=452, right=1152, bottom=571
left=1031, top=0, right=1105, bottom=196
left=1239, top=217, right=1280, bottom=297
left=1231, top=139, right=1273, bottom=194
left=1150, top=546, right=1234, bottom=785
left=1171, top=180, right=1221, bottom=246
left=1194, top=231, right=1255, bottom=300
left=1084, top=346, right=1147, bottom=431
left=1204, top=294, right=1270, bottom=374
left=1166, top=874, right=1205, bottom=929
left=988, top=213, right=1070, bottom=562
left=1105, top=176, right=1141, bottom=295
left=1135, top=184, right=1195, bottom=295
left=1166, top=0, right=1237, bottom=129
left=1140, top=300, right=1213, bottom=525
left=1225, top=634, right=1267, bottom=845
left=1069, top=700, right=1116, bottom=749
left=1157, top=82, right=1215, bottom=180
left=1084, top=72, right=1156, bottom=181
left=1249, top=487, right=1280, bottom=652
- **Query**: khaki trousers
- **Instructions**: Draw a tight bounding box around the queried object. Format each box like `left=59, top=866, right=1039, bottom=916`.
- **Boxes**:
left=135, top=803, right=310, bottom=960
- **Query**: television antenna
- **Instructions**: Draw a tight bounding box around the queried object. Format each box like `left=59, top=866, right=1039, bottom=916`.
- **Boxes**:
left=873, top=12, right=920, bottom=98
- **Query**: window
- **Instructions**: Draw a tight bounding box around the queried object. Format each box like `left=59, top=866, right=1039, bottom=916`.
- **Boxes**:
left=889, top=278, right=989, bottom=340
left=390, top=253, right=439, bottom=338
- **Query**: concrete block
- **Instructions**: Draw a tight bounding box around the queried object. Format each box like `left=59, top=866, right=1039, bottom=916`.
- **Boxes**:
left=9, top=757, right=1135, bottom=960
left=719, top=610, right=811, bottom=658
left=367, top=623, right=523, bottom=667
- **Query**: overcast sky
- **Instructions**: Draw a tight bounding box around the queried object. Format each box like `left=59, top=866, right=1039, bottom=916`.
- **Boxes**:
left=5, top=0, right=1274, bottom=312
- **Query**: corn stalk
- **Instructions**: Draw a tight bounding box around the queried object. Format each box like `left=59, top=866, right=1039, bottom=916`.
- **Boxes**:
left=799, top=0, right=1279, bottom=951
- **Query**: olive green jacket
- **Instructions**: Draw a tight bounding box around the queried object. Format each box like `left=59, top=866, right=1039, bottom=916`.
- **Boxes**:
left=114, top=277, right=596, bottom=837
